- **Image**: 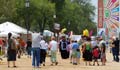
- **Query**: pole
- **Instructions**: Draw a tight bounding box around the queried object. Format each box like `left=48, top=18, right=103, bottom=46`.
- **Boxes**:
left=25, top=0, right=30, bottom=41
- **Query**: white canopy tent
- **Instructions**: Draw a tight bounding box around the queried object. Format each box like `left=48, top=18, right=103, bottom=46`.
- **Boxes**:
left=71, top=35, right=81, bottom=41
left=0, top=31, right=20, bottom=38
left=0, top=21, right=30, bottom=34
left=43, top=30, right=54, bottom=36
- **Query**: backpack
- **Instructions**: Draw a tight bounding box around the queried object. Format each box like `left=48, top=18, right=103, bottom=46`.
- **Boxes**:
left=85, top=44, right=91, bottom=51
left=60, top=41, right=67, bottom=50
left=93, top=48, right=99, bottom=58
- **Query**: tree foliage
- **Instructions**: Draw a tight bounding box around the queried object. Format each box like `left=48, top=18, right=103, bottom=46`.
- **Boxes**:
left=0, top=0, right=97, bottom=35
left=0, top=0, right=16, bottom=23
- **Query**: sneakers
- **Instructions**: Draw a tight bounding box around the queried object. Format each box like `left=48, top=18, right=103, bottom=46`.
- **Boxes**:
left=97, top=64, right=99, bottom=66
left=73, top=63, right=77, bottom=65
left=70, top=62, right=72, bottom=64
left=43, top=64, right=45, bottom=66
left=50, top=62, right=58, bottom=66
left=8, top=66, right=10, bottom=68
left=8, top=66, right=17, bottom=68
left=36, top=66, right=40, bottom=68
left=93, top=64, right=99, bottom=66
left=55, top=62, right=58, bottom=65
left=18, top=56, right=21, bottom=59
left=50, top=64, right=53, bottom=66
left=13, top=66, right=17, bottom=68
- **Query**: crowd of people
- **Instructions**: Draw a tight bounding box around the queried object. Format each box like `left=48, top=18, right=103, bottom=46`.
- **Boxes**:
left=0, top=32, right=119, bottom=68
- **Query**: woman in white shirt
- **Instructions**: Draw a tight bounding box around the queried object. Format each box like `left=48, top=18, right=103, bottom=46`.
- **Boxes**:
left=40, top=38, right=48, bottom=66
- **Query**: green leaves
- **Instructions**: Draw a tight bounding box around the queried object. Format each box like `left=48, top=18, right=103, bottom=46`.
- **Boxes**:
left=53, top=0, right=96, bottom=35
left=0, top=0, right=97, bottom=35
left=0, top=0, right=16, bottom=23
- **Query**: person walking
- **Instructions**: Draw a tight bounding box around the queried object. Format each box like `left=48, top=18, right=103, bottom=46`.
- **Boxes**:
left=112, top=37, right=119, bottom=62
left=109, top=38, right=114, bottom=53
left=19, top=38, right=26, bottom=56
left=40, top=38, right=48, bottom=66
left=67, top=40, right=73, bottom=63
left=49, top=36, right=58, bottom=66
left=31, top=33, right=41, bottom=68
left=26, top=39, right=32, bottom=58
left=71, top=40, right=80, bottom=65
left=16, top=37, right=21, bottom=59
left=82, top=37, right=92, bottom=66
left=7, top=33, right=17, bottom=67
left=59, top=36, right=69, bottom=59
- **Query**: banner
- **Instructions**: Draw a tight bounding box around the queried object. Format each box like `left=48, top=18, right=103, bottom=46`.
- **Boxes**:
left=103, top=0, right=119, bottom=37
left=98, top=0, right=104, bottom=28
left=54, top=23, right=60, bottom=30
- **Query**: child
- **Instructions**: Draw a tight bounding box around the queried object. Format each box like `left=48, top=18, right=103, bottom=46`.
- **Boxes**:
left=71, top=41, right=80, bottom=65
left=92, top=46, right=100, bottom=66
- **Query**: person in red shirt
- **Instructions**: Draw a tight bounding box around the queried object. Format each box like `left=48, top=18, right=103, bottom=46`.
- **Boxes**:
left=0, top=38, right=3, bottom=55
left=19, top=38, right=26, bottom=56
left=92, top=46, right=100, bottom=66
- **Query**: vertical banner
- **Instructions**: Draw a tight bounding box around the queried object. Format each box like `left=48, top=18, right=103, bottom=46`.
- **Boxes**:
left=98, top=0, right=104, bottom=28
left=103, top=0, right=119, bottom=38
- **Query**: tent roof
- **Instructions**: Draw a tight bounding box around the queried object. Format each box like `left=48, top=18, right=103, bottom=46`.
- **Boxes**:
left=0, top=21, right=30, bottom=34
left=0, top=31, right=20, bottom=38
left=43, top=30, right=54, bottom=36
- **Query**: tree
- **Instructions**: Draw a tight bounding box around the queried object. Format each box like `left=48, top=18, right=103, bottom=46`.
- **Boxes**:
left=0, top=0, right=16, bottom=23
left=0, top=0, right=97, bottom=35
left=51, top=0, right=97, bottom=35
left=31, top=0, right=55, bottom=33
left=16, top=0, right=55, bottom=33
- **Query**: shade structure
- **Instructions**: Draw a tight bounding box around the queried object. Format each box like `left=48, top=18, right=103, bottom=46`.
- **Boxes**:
left=0, top=31, right=20, bottom=38
left=43, top=30, right=54, bottom=36
left=0, top=21, right=31, bottom=34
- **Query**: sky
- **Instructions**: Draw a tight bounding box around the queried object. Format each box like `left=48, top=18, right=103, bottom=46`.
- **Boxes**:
left=91, top=0, right=98, bottom=23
